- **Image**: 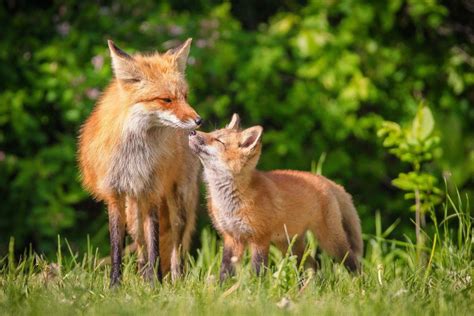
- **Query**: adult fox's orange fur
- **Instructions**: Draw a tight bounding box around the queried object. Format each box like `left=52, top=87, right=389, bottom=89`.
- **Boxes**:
left=188, top=114, right=363, bottom=280
left=78, top=39, right=201, bottom=287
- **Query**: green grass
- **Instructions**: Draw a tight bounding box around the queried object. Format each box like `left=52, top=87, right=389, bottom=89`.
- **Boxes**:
left=1, top=198, right=472, bottom=316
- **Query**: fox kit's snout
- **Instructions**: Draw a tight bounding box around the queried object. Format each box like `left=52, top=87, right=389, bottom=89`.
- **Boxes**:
left=188, top=131, right=206, bottom=149
left=190, top=114, right=363, bottom=281
left=188, top=114, right=262, bottom=174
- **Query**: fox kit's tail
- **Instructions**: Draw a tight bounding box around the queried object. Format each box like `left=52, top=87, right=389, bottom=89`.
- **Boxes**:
left=338, top=192, right=363, bottom=259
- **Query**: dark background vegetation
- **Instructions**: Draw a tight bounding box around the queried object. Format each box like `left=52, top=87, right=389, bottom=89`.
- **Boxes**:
left=0, top=0, right=473, bottom=256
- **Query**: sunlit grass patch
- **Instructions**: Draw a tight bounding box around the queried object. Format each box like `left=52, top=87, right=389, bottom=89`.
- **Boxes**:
left=0, top=192, right=472, bottom=315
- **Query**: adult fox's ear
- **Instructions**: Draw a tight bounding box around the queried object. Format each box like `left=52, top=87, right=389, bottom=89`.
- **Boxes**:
left=166, top=38, right=192, bottom=73
left=108, top=40, right=142, bottom=83
left=226, top=113, right=241, bottom=130
left=240, top=126, right=263, bottom=151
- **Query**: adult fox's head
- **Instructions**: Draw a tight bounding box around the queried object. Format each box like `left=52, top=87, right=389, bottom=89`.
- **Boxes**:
left=108, top=39, right=202, bottom=129
left=188, top=114, right=263, bottom=175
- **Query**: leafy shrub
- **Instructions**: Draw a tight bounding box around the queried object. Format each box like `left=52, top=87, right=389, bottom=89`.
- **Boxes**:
left=378, top=105, right=443, bottom=256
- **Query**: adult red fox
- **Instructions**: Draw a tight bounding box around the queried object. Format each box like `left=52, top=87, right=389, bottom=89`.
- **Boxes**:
left=78, top=39, right=201, bottom=287
left=188, top=114, right=363, bottom=281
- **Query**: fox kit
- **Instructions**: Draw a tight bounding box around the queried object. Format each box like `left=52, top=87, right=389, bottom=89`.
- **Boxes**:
left=188, top=114, right=363, bottom=281
left=78, top=39, right=201, bottom=287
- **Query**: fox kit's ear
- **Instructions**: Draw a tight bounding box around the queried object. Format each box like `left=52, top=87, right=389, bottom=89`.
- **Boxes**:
left=226, top=113, right=241, bottom=130
left=108, top=40, right=141, bottom=82
left=240, top=126, right=263, bottom=151
left=166, top=38, right=192, bottom=73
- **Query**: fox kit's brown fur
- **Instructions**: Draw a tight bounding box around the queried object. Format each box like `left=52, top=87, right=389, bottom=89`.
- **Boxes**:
left=189, top=114, right=363, bottom=280
left=78, top=39, right=201, bottom=287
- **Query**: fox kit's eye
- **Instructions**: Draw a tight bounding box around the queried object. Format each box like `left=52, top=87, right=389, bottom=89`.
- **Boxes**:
left=215, top=138, right=226, bottom=148
left=159, top=97, right=172, bottom=104
left=123, top=78, right=141, bottom=84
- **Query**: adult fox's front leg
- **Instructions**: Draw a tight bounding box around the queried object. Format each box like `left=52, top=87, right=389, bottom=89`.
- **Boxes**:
left=167, top=182, right=198, bottom=282
left=107, top=195, right=126, bottom=288
left=142, top=201, right=161, bottom=283
left=125, top=197, right=146, bottom=275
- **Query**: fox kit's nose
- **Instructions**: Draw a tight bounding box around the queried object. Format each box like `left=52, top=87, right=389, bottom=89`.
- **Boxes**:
left=194, top=117, right=203, bottom=126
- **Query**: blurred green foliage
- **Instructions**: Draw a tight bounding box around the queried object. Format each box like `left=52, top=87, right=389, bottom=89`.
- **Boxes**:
left=0, top=0, right=473, bottom=255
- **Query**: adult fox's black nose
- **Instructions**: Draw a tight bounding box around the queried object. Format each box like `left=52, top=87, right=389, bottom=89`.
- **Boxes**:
left=194, top=117, right=203, bottom=126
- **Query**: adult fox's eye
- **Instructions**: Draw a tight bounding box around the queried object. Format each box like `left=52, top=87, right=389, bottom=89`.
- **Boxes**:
left=161, top=98, right=172, bottom=103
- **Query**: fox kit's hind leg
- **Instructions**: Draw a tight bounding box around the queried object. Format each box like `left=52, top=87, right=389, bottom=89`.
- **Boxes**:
left=220, top=235, right=245, bottom=282
left=275, top=236, right=319, bottom=271
left=312, top=200, right=360, bottom=272
left=107, top=195, right=126, bottom=288
left=290, top=237, right=319, bottom=271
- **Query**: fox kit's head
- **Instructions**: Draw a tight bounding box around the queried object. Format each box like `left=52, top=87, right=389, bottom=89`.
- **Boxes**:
left=108, top=39, right=201, bottom=129
left=189, top=114, right=263, bottom=176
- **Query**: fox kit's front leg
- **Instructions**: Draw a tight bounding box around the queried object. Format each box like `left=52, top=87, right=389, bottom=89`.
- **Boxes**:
left=250, top=240, right=270, bottom=276
left=107, top=196, right=126, bottom=288
left=220, top=235, right=244, bottom=282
